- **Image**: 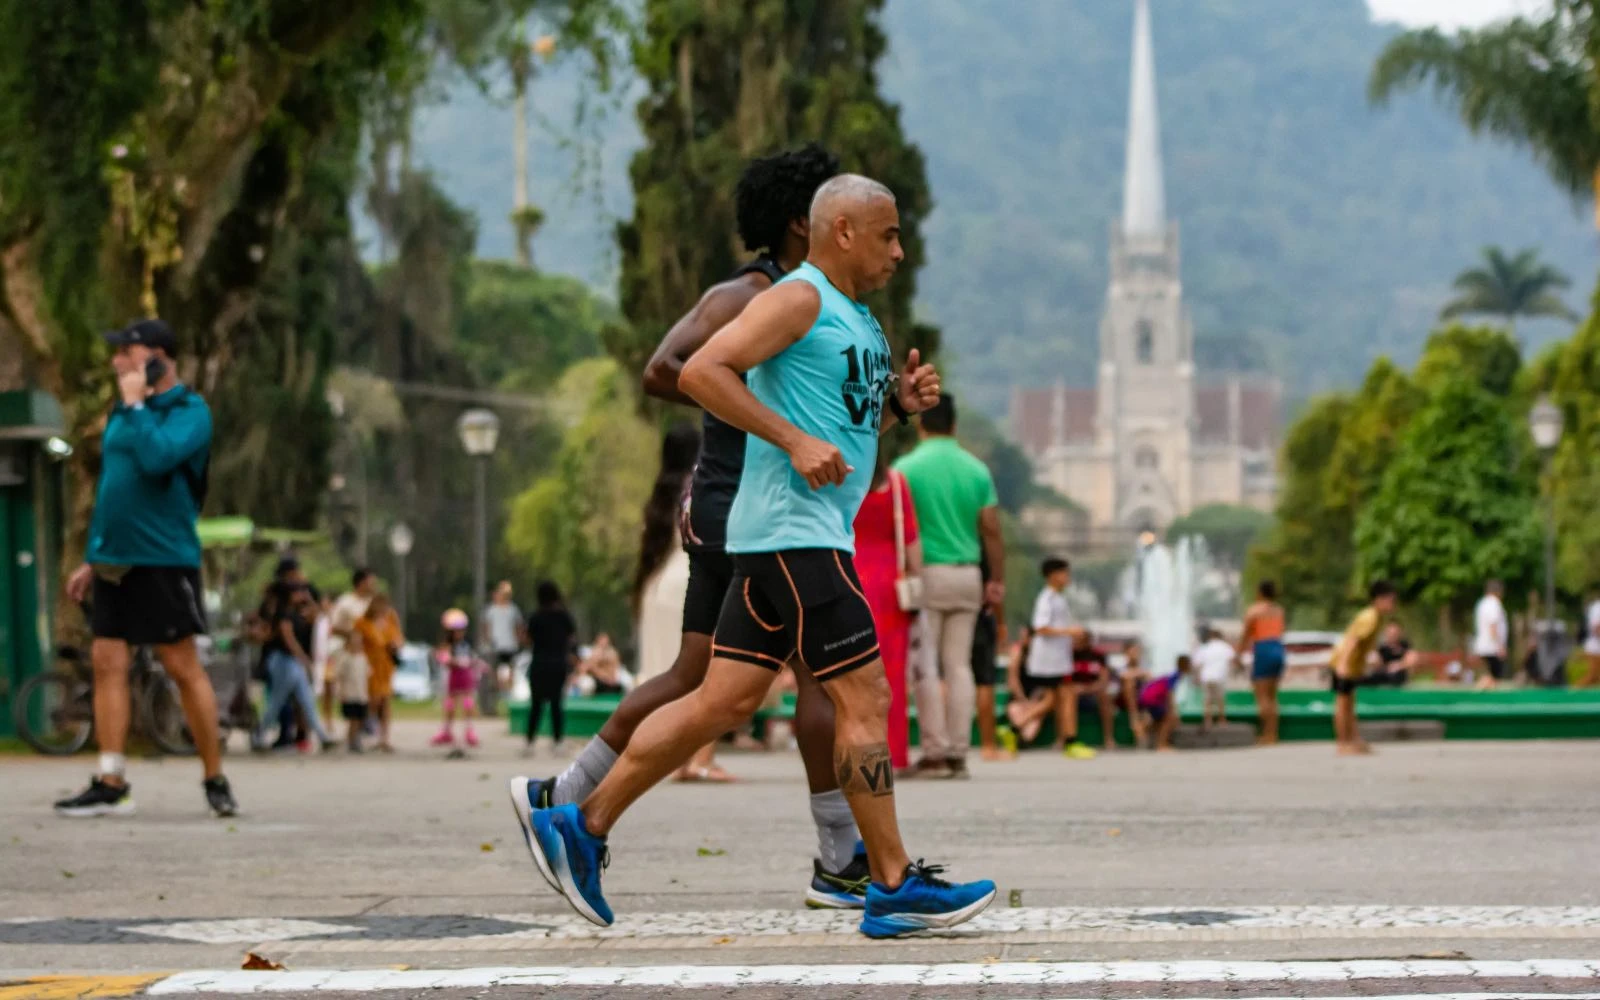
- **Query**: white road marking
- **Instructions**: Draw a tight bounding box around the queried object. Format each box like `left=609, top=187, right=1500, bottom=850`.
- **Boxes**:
left=143, top=959, right=1600, bottom=993
left=121, top=918, right=356, bottom=944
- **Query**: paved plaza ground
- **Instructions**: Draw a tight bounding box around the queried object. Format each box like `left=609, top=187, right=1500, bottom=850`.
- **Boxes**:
left=1, top=720, right=1597, bottom=998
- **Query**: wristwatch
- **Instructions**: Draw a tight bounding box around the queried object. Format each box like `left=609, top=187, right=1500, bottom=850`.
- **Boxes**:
left=887, top=394, right=911, bottom=425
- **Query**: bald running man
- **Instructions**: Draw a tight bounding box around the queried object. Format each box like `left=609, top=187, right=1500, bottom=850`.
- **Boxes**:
left=524, top=175, right=997, bottom=938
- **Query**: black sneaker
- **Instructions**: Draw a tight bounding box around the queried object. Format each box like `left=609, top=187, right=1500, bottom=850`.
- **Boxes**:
left=54, top=777, right=135, bottom=818
left=203, top=775, right=238, bottom=818
left=946, top=758, right=971, bottom=780
left=805, top=848, right=871, bottom=909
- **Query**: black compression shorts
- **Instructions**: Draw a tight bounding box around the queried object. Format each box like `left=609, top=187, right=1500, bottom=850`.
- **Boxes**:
left=712, top=549, right=879, bottom=682
left=682, top=549, right=735, bottom=637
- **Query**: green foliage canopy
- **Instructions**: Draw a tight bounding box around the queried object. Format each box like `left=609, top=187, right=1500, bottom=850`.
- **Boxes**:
left=1354, top=374, right=1541, bottom=614
left=1440, top=246, right=1577, bottom=331
left=606, top=0, right=937, bottom=380
left=504, top=358, right=657, bottom=635
left=1166, top=504, right=1272, bottom=574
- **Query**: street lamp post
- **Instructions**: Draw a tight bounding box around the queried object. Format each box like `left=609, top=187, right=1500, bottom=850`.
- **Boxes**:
left=1529, top=395, right=1564, bottom=685
left=388, top=522, right=414, bottom=632
left=454, top=409, right=496, bottom=713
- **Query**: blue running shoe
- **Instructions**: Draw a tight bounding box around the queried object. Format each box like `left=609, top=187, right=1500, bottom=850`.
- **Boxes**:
left=805, top=841, right=871, bottom=909
left=530, top=802, right=613, bottom=927
left=859, top=860, right=996, bottom=939
left=507, top=776, right=558, bottom=890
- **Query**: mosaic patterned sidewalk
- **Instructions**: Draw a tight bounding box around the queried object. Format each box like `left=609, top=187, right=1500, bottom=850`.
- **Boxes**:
left=8, top=906, right=1600, bottom=952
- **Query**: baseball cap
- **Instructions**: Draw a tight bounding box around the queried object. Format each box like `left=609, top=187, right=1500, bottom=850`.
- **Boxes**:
left=103, top=318, right=178, bottom=355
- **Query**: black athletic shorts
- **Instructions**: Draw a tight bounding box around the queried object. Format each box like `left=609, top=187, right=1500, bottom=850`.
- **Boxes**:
left=683, top=548, right=735, bottom=636
left=91, top=566, right=207, bottom=645
left=1330, top=672, right=1362, bottom=696
left=713, top=548, right=878, bottom=681
left=1020, top=671, right=1062, bottom=700
left=1482, top=655, right=1509, bottom=680
left=971, top=611, right=998, bottom=687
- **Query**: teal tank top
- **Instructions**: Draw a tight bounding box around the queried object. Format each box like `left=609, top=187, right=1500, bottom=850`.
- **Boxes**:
left=726, top=261, right=893, bottom=554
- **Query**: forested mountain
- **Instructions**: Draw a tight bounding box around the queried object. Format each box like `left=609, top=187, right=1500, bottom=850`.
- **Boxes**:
left=403, top=0, right=1596, bottom=417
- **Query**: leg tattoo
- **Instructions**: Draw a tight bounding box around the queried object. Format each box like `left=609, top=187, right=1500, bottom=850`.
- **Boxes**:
left=837, top=743, right=895, bottom=798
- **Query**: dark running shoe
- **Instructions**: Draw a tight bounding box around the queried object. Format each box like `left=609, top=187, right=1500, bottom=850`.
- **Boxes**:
left=805, top=844, right=871, bottom=909
left=204, top=775, right=238, bottom=818
left=54, top=777, right=136, bottom=818
left=508, top=776, right=559, bottom=890
left=946, top=758, right=971, bottom=780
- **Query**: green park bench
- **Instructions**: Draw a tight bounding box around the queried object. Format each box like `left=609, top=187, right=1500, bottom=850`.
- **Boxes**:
left=507, top=683, right=1600, bottom=747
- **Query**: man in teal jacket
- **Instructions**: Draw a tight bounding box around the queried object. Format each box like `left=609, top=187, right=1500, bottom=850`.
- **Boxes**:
left=56, top=319, right=237, bottom=819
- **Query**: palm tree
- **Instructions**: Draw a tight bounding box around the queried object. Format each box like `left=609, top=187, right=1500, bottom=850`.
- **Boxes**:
left=1440, top=246, right=1578, bottom=336
left=1369, top=4, right=1600, bottom=229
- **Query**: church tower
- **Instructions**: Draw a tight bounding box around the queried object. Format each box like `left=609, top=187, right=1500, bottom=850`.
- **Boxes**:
left=1007, top=0, right=1280, bottom=557
left=1096, top=0, right=1194, bottom=534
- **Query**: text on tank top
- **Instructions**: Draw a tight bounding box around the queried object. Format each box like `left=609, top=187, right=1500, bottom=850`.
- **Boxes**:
left=725, top=261, right=892, bottom=554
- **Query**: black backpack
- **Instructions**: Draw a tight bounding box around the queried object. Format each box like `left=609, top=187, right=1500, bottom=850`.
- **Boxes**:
left=165, top=387, right=210, bottom=511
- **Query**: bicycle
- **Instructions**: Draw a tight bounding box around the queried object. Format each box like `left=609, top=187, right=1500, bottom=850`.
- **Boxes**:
left=12, top=642, right=197, bottom=757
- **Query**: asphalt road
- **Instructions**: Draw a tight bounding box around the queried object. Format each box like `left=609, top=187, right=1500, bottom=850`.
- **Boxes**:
left=2, top=722, right=1596, bottom=997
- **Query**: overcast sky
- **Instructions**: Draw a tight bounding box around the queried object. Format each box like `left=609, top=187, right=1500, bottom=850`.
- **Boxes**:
left=1366, top=0, right=1550, bottom=29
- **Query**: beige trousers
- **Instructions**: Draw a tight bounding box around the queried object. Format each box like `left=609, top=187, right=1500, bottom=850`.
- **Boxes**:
left=913, top=563, right=983, bottom=762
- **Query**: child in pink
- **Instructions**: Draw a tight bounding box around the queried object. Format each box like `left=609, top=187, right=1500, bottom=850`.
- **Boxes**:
left=433, top=609, right=485, bottom=747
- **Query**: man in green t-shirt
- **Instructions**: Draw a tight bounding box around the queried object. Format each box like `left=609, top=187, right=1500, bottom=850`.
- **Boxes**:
left=893, top=394, right=1005, bottom=778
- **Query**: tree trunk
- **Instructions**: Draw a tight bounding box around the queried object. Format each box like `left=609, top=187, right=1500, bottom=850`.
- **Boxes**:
left=513, top=71, right=532, bottom=268
left=1592, top=162, right=1600, bottom=232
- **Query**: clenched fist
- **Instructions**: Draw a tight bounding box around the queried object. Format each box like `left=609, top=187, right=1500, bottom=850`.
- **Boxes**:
left=789, top=434, right=852, bottom=489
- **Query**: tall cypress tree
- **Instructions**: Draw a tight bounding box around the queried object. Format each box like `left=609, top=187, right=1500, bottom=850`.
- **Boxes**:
left=608, top=0, right=937, bottom=377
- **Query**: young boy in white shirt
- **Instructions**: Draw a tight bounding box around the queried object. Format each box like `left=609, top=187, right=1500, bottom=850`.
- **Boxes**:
left=1472, top=580, right=1509, bottom=688
left=1025, top=557, right=1094, bottom=760
left=1191, top=627, right=1236, bottom=731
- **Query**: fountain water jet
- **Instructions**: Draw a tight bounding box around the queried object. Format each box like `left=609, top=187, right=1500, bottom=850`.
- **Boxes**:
left=1135, top=535, right=1209, bottom=677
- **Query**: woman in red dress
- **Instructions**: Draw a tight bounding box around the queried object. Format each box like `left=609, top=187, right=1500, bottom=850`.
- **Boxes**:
left=851, top=456, right=921, bottom=770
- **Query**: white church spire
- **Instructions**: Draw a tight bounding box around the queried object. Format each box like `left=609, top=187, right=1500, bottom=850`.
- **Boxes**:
left=1122, top=0, right=1166, bottom=238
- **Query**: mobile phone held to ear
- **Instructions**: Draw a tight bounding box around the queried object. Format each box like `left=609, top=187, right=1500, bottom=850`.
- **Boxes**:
left=144, top=356, right=167, bottom=385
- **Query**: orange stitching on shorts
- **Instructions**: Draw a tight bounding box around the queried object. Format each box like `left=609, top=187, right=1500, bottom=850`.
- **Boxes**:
left=712, top=643, right=786, bottom=669
left=833, top=551, right=869, bottom=605
left=743, top=579, right=783, bottom=632
left=776, top=553, right=806, bottom=669
left=813, top=644, right=880, bottom=680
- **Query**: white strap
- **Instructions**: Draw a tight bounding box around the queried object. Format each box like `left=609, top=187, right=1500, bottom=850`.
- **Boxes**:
left=890, top=471, right=907, bottom=576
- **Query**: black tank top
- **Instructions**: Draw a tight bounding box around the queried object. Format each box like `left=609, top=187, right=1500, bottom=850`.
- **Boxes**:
left=683, top=256, right=785, bottom=552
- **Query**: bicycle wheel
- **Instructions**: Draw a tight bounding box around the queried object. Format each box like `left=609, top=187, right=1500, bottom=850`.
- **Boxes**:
left=141, top=675, right=197, bottom=756
left=13, top=672, right=93, bottom=755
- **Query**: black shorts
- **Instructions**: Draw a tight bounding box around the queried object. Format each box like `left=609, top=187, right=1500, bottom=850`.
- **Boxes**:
left=1482, top=655, right=1509, bottom=680
left=1331, top=673, right=1362, bottom=696
left=340, top=701, right=369, bottom=722
left=682, top=548, right=735, bottom=636
left=91, top=566, right=207, bottom=645
left=713, top=549, right=878, bottom=681
left=1020, top=672, right=1061, bottom=700
left=971, top=613, right=998, bottom=687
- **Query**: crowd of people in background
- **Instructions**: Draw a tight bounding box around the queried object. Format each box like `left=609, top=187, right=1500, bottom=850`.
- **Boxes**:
left=235, top=519, right=1598, bottom=767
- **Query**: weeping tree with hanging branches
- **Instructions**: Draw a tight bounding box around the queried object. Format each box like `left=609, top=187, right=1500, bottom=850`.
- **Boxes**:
left=1368, top=1, right=1600, bottom=228
left=606, top=0, right=938, bottom=382
left=1440, top=246, right=1578, bottom=336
